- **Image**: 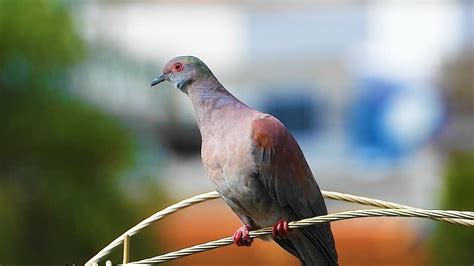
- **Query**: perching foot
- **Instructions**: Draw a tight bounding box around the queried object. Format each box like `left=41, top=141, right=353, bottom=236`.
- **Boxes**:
left=272, top=218, right=290, bottom=239
left=233, top=224, right=253, bottom=247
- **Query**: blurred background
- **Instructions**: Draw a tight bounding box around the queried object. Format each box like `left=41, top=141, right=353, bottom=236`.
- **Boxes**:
left=0, top=0, right=473, bottom=265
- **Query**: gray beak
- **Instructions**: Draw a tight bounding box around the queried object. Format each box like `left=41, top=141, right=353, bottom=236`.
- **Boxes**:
left=151, top=73, right=167, bottom=87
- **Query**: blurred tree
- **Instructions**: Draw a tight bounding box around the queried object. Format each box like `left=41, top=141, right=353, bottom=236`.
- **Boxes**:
left=0, top=0, right=161, bottom=263
left=431, top=47, right=474, bottom=265
left=431, top=152, right=474, bottom=265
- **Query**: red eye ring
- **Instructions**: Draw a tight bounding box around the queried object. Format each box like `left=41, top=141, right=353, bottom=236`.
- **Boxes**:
left=173, top=63, right=183, bottom=72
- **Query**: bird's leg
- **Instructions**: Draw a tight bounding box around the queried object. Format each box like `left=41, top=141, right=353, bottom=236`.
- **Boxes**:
left=272, top=218, right=291, bottom=239
left=233, top=224, right=253, bottom=247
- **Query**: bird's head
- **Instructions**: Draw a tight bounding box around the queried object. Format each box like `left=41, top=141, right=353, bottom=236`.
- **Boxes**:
left=151, top=56, right=212, bottom=93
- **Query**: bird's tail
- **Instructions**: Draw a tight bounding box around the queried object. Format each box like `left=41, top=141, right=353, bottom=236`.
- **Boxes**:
left=274, top=225, right=338, bottom=266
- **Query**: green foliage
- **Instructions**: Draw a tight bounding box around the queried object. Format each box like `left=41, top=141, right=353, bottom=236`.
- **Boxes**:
left=0, top=0, right=83, bottom=87
left=431, top=151, right=474, bottom=265
left=0, top=0, right=162, bottom=263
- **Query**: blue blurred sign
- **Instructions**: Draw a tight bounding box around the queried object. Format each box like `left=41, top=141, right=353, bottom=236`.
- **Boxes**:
left=347, top=78, right=445, bottom=161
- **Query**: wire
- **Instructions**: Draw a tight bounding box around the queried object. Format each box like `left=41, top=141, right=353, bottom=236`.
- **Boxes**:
left=86, top=191, right=220, bottom=264
left=132, top=208, right=474, bottom=264
left=86, top=190, right=474, bottom=265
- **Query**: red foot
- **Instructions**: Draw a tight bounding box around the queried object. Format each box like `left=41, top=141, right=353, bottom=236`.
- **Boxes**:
left=233, top=224, right=253, bottom=247
left=272, top=219, right=290, bottom=239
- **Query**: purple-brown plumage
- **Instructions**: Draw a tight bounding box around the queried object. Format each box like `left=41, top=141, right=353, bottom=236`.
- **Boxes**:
left=151, top=56, right=338, bottom=266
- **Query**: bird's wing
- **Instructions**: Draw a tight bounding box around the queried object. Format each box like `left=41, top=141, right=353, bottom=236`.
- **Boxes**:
left=251, top=115, right=338, bottom=264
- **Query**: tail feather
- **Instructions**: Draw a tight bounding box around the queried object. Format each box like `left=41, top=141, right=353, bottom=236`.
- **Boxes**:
left=274, top=229, right=338, bottom=266
left=273, top=237, right=300, bottom=258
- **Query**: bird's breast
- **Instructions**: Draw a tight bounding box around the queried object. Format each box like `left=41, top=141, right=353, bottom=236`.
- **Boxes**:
left=201, top=124, right=255, bottom=187
left=201, top=125, right=280, bottom=227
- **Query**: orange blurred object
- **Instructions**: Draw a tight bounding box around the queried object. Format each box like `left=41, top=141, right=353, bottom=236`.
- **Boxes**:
left=332, top=218, right=428, bottom=266
left=155, top=200, right=428, bottom=266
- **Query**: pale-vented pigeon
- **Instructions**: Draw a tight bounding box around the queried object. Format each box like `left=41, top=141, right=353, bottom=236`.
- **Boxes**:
left=151, top=56, right=338, bottom=266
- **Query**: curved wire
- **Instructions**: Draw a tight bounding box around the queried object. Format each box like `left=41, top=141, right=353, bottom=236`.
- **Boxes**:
left=86, top=191, right=220, bottom=264
left=86, top=190, right=474, bottom=265
left=132, top=208, right=474, bottom=264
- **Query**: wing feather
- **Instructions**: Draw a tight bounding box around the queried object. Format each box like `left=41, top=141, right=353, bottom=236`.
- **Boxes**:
left=251, top=115, right=338, bottom=264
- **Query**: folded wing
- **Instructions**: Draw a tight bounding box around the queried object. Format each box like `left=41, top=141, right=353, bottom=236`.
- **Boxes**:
left=251, top=115, right=338, bottom=265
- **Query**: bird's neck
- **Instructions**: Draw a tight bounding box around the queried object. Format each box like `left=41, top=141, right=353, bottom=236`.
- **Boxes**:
left=187, top=79, right=248, bottom=136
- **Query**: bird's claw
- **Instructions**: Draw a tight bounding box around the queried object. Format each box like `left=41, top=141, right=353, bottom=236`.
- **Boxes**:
left=233, top=224, right=253, bottom=247
left=272, top=219, right=290, bottom=239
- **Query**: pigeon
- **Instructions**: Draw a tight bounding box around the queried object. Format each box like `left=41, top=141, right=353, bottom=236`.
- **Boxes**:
left=151, top=56, right=338, bottom=266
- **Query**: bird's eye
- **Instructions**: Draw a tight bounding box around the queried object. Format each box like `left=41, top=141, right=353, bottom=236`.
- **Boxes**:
left=173, top=63, right=183, bottom=72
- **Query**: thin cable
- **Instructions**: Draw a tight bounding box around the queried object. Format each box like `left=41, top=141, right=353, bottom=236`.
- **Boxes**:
left=86, top=190, right=474, bottom=265
left=322, top=191, right=473, bottom=226
left=86, top=191, right=219, bottom=265
left=131, top=208, right=474, bottom=264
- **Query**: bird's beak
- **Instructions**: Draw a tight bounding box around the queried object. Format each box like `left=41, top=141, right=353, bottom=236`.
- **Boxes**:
left=150, top=73, right=167, bottom=87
